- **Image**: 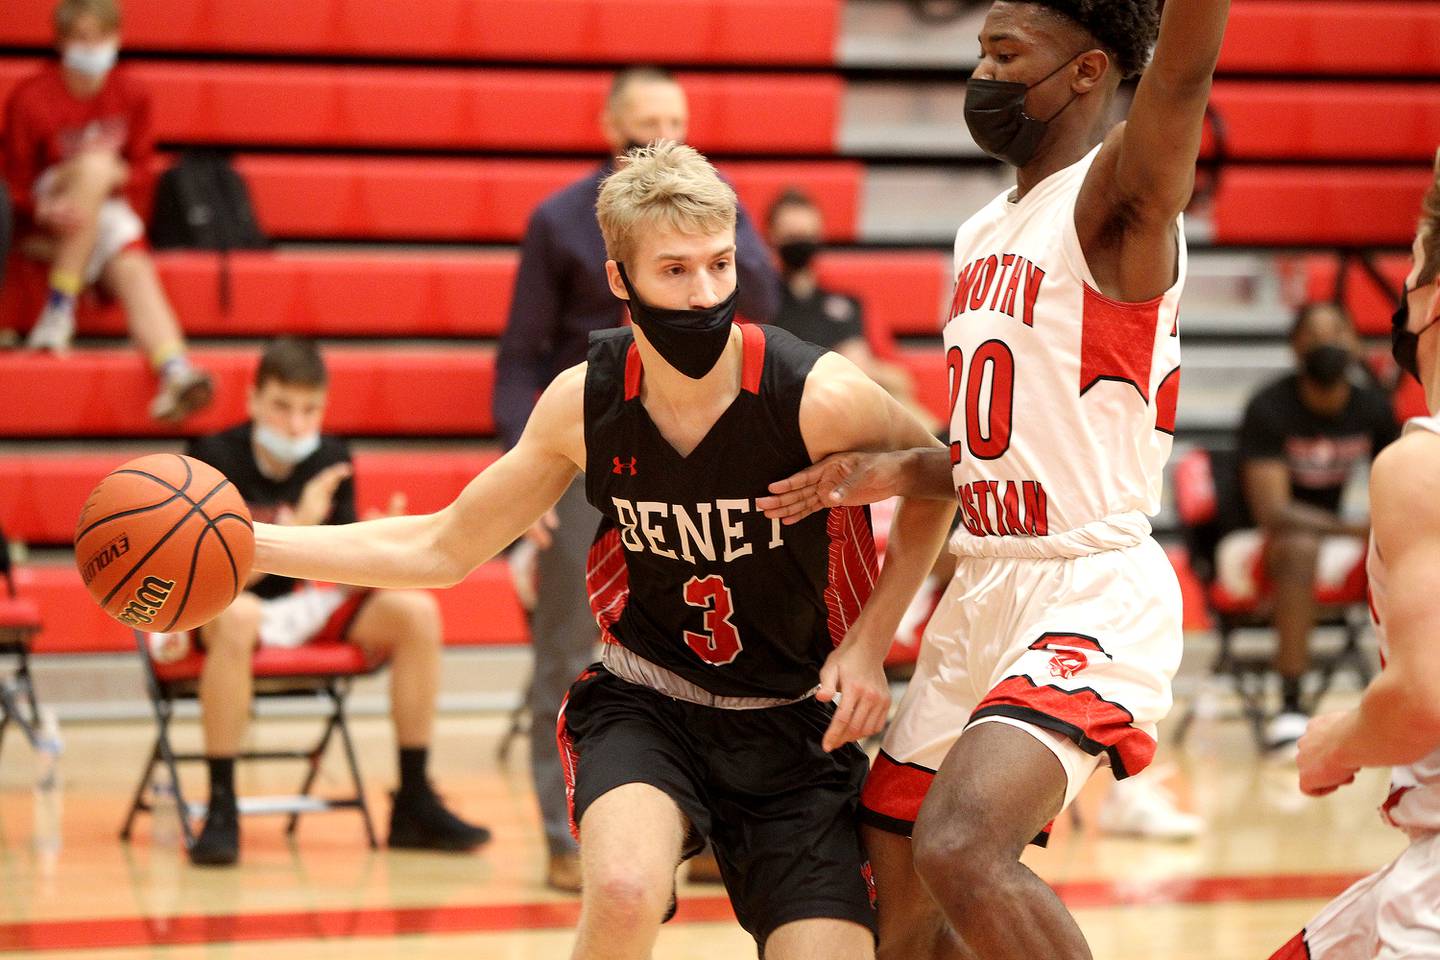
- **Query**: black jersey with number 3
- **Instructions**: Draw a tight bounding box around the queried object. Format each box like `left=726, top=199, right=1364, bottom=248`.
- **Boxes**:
left=583, top=324, right=877, bottom=701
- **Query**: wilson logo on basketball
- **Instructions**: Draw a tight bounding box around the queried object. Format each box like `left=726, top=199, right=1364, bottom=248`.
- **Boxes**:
left=1049, top=651, right=1088, bottom=680
left=116, top=576, right=178, bottom=628
left=80, top=534, right=130, bottom=586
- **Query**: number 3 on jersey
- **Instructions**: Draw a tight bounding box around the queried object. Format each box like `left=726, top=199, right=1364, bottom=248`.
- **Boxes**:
left=683, top=575, right=742, bottom=666
left=947, top=340, right=1015, bottom=464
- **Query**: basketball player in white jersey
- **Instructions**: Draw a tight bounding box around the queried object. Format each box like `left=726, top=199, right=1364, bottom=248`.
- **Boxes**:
left=760, top=1, right=1229, bottom=957
left=1268, top=152, right=1440, bottom=960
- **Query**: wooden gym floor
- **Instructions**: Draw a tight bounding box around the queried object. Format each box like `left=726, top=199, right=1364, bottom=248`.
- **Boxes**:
left=0, top=687, right=1404, bottom=959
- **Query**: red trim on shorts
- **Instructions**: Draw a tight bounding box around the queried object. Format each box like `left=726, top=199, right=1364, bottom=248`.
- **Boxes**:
left=740, top=322, right=765, bottom=394
left=823, top=506, right=877, bottom=647
left=1239, top=535, right=1368, bottom=608
left=1267, top=930, right=1312, bottom=960
left=970, top=676, right=1156, bottom=779
left=858, top=750, right=934, bottom=832
left=1381, top=785, right=1413, bottom=829
left=623, top=343, right=643, bottom=400
left=859, top=749, right=1058, bottom=849
left=554, top=674, right=593, bottom=843
left=315, top=590, right=373, bottom=646
left=586, top=527, right=628, bottom=645
left=1028, top=632, right=1111, bottom=658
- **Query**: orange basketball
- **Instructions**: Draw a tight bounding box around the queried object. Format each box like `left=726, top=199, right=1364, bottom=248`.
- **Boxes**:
left=74, top=454, right=255, bottom=634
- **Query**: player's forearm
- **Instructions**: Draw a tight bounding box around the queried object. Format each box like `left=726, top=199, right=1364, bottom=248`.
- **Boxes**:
left=893, top=447, right=956, bottom=500
left=1148, top=0, right=1229, bottom=92
left=847, top=497, right=956, bottom=651
left=1333, top=673, right=1440, bottom=770
left=253, top=513, right=466, bottom=590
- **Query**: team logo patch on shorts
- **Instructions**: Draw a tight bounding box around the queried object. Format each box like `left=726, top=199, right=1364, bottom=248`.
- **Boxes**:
left=1049, top=650, right=1088, bottom=679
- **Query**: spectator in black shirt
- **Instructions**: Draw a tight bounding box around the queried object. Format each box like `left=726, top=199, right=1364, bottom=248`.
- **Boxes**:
left=181, top=338, right=490, bottom=866
left=767, top=189, right=933, bottom=430
left=492, top=67, right=777, bottom=894
left=1222, top=303, right=1399, bottom=750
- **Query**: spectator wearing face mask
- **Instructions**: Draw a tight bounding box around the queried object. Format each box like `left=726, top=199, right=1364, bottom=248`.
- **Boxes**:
left=2, top=0, right=212, bottom=422
left=1220, top=301, right=1399, bottom=751
left=767, top=189, right=933, bottom=428
left=181, top=338, right=491, bottom=867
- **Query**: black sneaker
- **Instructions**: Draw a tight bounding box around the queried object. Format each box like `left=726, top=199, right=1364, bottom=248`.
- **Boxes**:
left=188, top=797, right=239, bottom=867
left=388, top=786, right=492, bottom=852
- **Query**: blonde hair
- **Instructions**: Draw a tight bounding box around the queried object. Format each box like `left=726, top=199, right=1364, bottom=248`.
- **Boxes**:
left=595, top=140, right=737, bottom=264
left=1418, top=147, right=1440, bottom=286
left=54, top=0, right=121, bottom=35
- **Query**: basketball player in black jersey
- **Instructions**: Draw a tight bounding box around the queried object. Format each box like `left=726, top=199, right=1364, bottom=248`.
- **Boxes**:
left=241, top=141, right=954, bottom=959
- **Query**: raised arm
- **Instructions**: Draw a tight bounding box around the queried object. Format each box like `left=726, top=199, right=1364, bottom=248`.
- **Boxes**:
left=798, top=354, right=957, bottom=749
left=1297, top=432, right=1440, bottom=795
left=1110, top=0, right=1229, bottom=222
left=252, top=366, right=586, bottom=590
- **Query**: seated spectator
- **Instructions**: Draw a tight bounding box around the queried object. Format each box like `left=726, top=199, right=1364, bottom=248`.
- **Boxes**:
left=2, top=0, right=212, bottom=422
left=766, top=188, right=935, bottom=429
left=180, top=338, right=490, bottom=866
left=1223, top=301, right=1399, bottom=750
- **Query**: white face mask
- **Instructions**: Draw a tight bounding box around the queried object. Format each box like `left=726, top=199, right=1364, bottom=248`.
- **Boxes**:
left=253, top=423, right=321, bottom=467
left=63, top=41, right=118, bottom=78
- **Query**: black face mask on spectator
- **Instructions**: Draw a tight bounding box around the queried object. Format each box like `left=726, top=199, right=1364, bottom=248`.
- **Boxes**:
left=778, top=240, right=820, bottom=273
left=616, top=262, right=737, bottom=379
left=1301, top=344, right=1350, bottom=387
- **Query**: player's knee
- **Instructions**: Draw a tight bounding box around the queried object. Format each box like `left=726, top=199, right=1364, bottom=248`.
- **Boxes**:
left=585, top=863, right=669, bottom=924
left=912, top=815, right=1005, bottom=900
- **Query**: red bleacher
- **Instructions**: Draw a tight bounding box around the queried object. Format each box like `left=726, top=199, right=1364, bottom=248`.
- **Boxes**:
left=0, top=60, right=842, bottom=155
left=1295, top=253, right=1412, bottom=336
left=0, top=0, right=842, bottom=65
left=16, top=561, right=526, bottom=654
left=1221, top=2, right=1440, bottom=76
left=1209, top=82, right=1440, bottom=162
left=231, top=155, right=863, bottom=242
left=1211, top=167, right=1436, bottom=247
left=0, top=249, right=947, bottom=341
left=0, top=450, right=498, bottom=545
left=0, top=348, right=496, bottom=438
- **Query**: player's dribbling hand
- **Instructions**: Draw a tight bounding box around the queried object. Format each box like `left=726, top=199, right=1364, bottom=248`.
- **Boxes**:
left=1296, top=711, right=1360, bottom=797
left=817, top=642, right=891, bottom=752
left=758, top=451, right=901, bottom=526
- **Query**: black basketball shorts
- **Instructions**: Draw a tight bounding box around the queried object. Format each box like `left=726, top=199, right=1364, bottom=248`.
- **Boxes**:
left=557, top=665, right=878, bottom=950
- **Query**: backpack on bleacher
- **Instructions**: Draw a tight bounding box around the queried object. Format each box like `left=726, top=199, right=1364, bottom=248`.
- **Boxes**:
left=150, top=151, right=268, bottom=251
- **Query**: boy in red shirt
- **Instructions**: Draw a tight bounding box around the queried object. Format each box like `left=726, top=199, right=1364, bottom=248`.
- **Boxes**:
left=3, top=0, right=212, bottom=422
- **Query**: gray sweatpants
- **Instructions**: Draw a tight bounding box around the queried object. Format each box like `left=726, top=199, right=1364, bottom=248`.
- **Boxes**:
left=528, top=479, right=601, bottom=855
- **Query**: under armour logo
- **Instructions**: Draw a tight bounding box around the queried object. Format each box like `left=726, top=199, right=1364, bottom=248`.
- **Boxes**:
left=612, top=456, right=638, bottom=476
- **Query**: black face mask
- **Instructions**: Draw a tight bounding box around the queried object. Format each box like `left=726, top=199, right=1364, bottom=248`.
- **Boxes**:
left=1302, top=344, right=1350, bottom=387
left=1392, top=286, right=1440, bottom=382
left=963, top=53, right=1084, bottom=167
left=617, top=262, right=737, bottom=380
left=778, top=239, right=820, bottom=272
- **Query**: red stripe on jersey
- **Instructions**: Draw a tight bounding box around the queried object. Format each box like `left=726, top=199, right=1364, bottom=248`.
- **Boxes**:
left=1028, top=632, right=1110, bottom=658
left=860, top=751, right=934, bottom=827
left=1266, top=931, right=1311, bottom=960
left=972, top=675, right=1156, bottom=778
left=740, top=322, right=766, bottom=394
left=1155, top=366, right=1181, bottom=435
left=1079, top=284, right=1161, bottom=401
left=623, top=344, right=643, bottom=401
left=824, top=506, right=878, bottom=647
left=586, top=528, right=629, bottom=643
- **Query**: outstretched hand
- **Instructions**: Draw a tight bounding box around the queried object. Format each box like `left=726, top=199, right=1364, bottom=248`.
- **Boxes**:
left=757, top=451, right=901, bottom=526
left=816, top=640, right=891, bottom=752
